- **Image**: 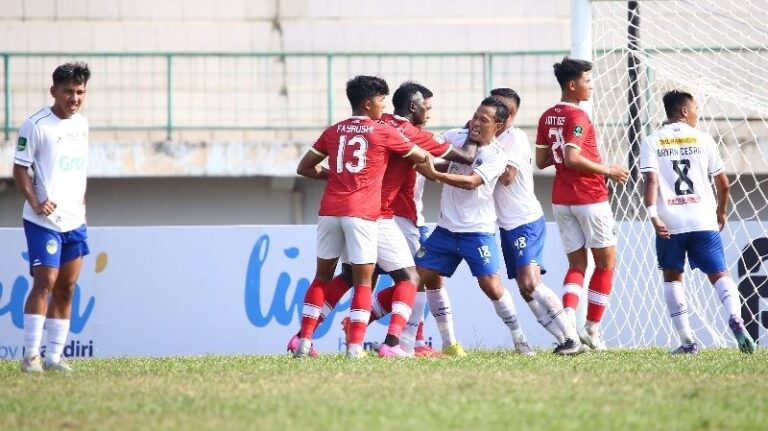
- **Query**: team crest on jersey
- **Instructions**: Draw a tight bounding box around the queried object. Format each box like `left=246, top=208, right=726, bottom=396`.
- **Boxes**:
left=416, top=246, right=426, bottom=258
left=17, top=137, right=27, bottom=151
left=46, top=239, right=58, bottom=255
left=573, top=125, right=584, bottom=137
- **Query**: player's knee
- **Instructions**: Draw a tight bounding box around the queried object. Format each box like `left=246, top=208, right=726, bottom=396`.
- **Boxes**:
left=52, top=282, right=75, bottom=303
left=517, top=279, right=536, bottom=297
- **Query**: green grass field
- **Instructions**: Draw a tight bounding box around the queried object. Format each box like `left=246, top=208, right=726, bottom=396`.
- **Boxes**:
left=1, top=348, right=766, bottom=431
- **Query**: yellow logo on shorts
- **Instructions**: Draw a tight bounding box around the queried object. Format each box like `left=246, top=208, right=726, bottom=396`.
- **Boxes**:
left=416, top=247, right=426, bottom=258
left=46, top=239, right=58, bottom=254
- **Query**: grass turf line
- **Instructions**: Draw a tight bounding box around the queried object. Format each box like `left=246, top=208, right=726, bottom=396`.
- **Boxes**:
left=1, top=348, right=766, bottom=431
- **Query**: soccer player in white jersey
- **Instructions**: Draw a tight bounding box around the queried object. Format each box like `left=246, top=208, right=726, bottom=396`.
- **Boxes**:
left=415, top=96, right=533, bottom=356
left=490, top=88, right=583, bottom=355
left=640, top=90, right=756, bottom=354
left=14, top=62, right=91, bottom=373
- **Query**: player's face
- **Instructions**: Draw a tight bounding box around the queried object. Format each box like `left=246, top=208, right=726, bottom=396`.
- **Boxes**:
left=50, top=80, right=87, bottom=119
left=411, top=96, right=433, bottom=127
left=365, top=95, right=387, bottom=120
left=571, top=71, right=592, bottom=102
left=469, top=105, right=503, bottom=143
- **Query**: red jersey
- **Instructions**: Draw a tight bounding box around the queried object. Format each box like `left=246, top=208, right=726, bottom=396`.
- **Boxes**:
left=379, top=113, right=452, bottom=222
left=535, top=102, right=608, bottom=205
left=312, top=116, right=415, bottom=221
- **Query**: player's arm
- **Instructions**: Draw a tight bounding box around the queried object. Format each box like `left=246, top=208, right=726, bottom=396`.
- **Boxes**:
left=296, top=149, right=328, bottom=180
left=442, top=138, right=479, bottom=165
left=499, top=164, right=518, bottom=186
left=13, top=164, right=55, bottom=216
left=563, top=146, right=629, bottom=183
left=535, top=145, right=553, bottom=169
left=713, top=172, right=730, bottom=231
left=642, top=170, right=669, bottom=239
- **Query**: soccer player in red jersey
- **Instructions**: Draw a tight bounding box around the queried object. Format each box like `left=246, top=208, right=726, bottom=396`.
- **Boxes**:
left=535, top=57, right=629, bottom=350
left=292, top=75, right=430, bottom=359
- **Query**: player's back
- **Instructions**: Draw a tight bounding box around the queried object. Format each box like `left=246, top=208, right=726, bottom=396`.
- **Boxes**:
left=641, top=122, right=722, bottom=234
left=494, top=127, right=543, bottom=229
left=536, top=103, right=607, bottom=205
left=313, top=116, right=412, bottom=221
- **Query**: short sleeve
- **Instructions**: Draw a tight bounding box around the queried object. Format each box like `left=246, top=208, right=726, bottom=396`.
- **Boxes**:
left=506, top=130, right=530, bottom=169
left=562, top=110, right=589, bottom=150
left=474, top=147, right=507, bottom=185
left=311, top=128, right=331, bottom=157
left=535, top=114, right=550, bottom=148
left=385, top=127, right=416, bottom=157
left=638, top=137, right=658, bottom=173
left=14, top=120, right=36, bottom=167
left=706, top=135, right=725, bottom=176
left=410, top=126, right=451, bottom=158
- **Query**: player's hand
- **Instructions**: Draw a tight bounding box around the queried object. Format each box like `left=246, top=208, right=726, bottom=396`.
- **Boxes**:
left=34, top=200, right=57, bottom=216
left=607, top=165, right=629, bottom=184
left=415, top=157, right=438, bottom=180
left=651, top=217, right=670, bottom=240
left=717, top=211, right=726, bottom=231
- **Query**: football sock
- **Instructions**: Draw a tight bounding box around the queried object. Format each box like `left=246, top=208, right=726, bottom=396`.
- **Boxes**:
left=526, top=298, right=565, bottom=343
left=664, top=281, right=694, bottom=345
left=299, top=279, right=327, bottom=339
left=401, top=291, right=426, bottom=350
left=45, top=318, right=70, bottom=364
left=414, top=320, right=427, bottom=348
left=23, top=314, right=46, bottom=358
left=713, top=277, right=741, bottom=318
left=426, top=288, right=457, bottom=346
left=587, top=267, right=613, bottom=325
left=532, top=283, right=573, bottom=341
left=371, top=285, right=395, bottom=322
left=320, top=275, right=351, bottom=321
left=492, top=289, right=524, bottom=341
left=563, top=267, right=585, bottom=310
left=348, top=285, right=372, bottom=345
left=387, top=280, right=416, bottom=340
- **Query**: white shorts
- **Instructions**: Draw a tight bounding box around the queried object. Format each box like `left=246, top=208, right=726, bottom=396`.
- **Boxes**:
left=394, top=216, right=421, bottom=255
left=340, top=218, right=415, bottom=272
left=317, top=216, right=377, bottom=264
left=553, top=201, right=617, bottom=253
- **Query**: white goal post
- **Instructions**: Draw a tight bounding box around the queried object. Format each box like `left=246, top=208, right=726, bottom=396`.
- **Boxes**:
left=570, top=0, right=768, bottom=348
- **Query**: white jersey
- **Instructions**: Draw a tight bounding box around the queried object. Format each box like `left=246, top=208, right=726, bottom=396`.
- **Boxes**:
left=493, top=127, right=544, bottom=230
left=437, top=128, right=507, bottom=233
left=639, top=122, right=724, bottom=234
left=14, top=107, right=89, bottom=232
left=414, top=173, right=427, bottom=227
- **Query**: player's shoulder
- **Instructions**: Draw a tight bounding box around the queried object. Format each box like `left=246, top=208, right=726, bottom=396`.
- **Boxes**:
left=441, top=127, right=469, bottom=146
left=25, top=107, right=54, bottom=127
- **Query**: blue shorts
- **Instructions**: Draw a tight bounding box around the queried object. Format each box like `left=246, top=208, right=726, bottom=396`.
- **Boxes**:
left=499, top=216, right=547, bottom=280
left=418, top=225, right=430, bottom=247
left=656, top=230, right=727, bottom=274
left=414, top=226, right=500, bottom=277
left=24, top=220, right=90, bottom=275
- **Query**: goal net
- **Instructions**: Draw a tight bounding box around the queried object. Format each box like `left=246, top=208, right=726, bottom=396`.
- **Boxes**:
left=589, top=0, right=768, bottom=348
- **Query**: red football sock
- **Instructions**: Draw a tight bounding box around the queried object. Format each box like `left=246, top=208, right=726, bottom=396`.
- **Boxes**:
left=562, top=268, right=585, bottom=309
left=319, top=275, right=352, bottom=322
left=587, top=268, right=613, bottom=323
left=415, top=320, right=425, bottom=342
left=370, top=285, right=395, bottom=322
left=387, top=281, right=417, bottom=338
left=299, top=279, right=327, bottom=339
left=348, top=285, right=372, bottom=345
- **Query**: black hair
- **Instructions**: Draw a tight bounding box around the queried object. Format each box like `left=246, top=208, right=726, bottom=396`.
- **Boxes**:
left=480, top=96, right=509, bottom=124
left=490, top=87, right=521, bottom=108
left=345, top=75, right=389, bottom=110
left=662, top=90, right=694, bottom=119
left=52, top=62, right=91, bottom=86
left=392, top=81, right=434, bottom=112
left=553, top=56, right=592, bottom=89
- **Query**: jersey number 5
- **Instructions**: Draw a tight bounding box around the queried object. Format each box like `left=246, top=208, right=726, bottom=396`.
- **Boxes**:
left=672, top=159, right=695, bottom=195
left=548, top=127, right=565, bottom=164
left=336, top=135, right=368, bottom=173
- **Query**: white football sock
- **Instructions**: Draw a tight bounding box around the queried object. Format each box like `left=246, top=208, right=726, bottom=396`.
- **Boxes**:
left=45, top=318, right=70, bottom=364
left=492, top=289, right=524, bottom=341
left=532, top=283, right=575, bottom=341
left=23, top=314, right=46, bottom=358
left=526, top=298, right=565, bottom=343
left=713, top=277, right=741, bottom=318
left=664, top=281, right=694, bottom=345
left=400, top=291, right=426, bottom=351
left=426, top=288, right=456, bottom=347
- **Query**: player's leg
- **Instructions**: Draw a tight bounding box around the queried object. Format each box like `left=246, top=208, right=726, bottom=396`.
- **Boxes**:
left=553, top=204, right=588, bottom=332
left=44, top=255, right=84, bottom=371
left=393, top=217, right=429, bottom=355
left=690, top=231, right=756, bottom=354
left=415, top=227, right=463, bottom=355
left=578, top=202, right=618, bottom=350
left=21, top=221, right=62, bottom=373
left=657, top=233, right=697, bottom=354
left=341, top=217, right=379, bottom=359
left=464, top=233, right=531, bottom=355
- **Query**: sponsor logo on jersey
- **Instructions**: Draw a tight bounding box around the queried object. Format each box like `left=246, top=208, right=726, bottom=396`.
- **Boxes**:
left=17, top=137, right=27, bottom=151
left=416, top=247, right=426, bottom=258
left=46, top=239, right=58, bottom=255
left=573, top=125, right=584, bottom=137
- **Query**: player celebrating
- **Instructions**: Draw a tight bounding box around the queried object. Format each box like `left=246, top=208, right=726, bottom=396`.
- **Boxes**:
left=490, top=88, right=582, bottom=355
left=535, top=57, right=629, bottom=350
left=15, top=62, right=91, bottom=373
left=416, top=96, right=534, bottom=356
left=640, top=90, right=755, bottom=354
left=292, top=75, right=429, bottom=359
